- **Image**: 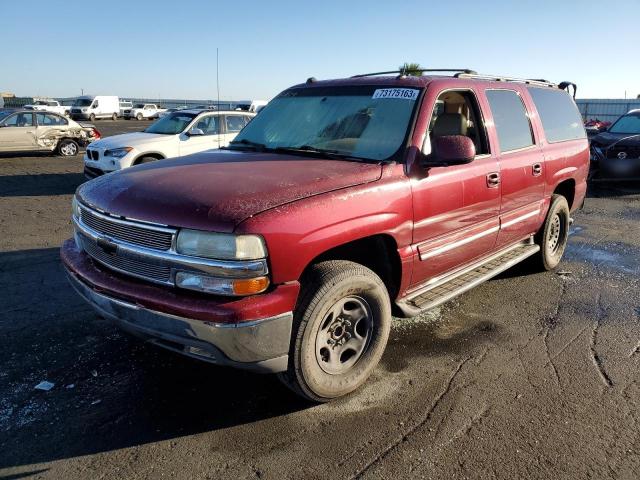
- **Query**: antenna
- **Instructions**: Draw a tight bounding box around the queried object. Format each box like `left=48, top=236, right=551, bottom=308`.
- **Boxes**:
left=216, top=47, right=221, bottom=149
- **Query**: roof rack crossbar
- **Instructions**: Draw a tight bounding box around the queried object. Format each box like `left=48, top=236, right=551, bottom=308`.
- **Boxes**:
left=454, top=72, right=557, bottom=88
left=351, top=68, right=477, bottom=78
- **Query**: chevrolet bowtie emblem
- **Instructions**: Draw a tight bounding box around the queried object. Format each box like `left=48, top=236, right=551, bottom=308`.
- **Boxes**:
left=96, top=236, right=117, bottom=255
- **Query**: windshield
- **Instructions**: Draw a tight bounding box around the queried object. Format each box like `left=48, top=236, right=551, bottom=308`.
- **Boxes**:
left=229, top=85, right=420, bottom=161
left=609, top=113, right=640, bottom=135
left=144, top=112, right=196, bottom=134
left=73, top=99, right=92, bottom=107
left=0, top=110, right=13, bottom=121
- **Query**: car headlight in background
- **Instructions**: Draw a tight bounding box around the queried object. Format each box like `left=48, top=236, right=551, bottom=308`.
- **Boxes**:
left=176, top=230, right=267, bottom=260
left=104, top=147, right=133, bottom=159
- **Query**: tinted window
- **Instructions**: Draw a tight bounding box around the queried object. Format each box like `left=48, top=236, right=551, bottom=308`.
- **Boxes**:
left=36, top=113, right=67, bottom=126
left=486, top=90, right=534, bottom=152
left=527, top=87, right=586, bottom=142
left=2, top=113, right=34, bottom=127
left=225, top=115, right=246, bottom=133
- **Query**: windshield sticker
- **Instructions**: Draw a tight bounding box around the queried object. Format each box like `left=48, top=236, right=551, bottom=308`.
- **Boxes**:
left=372, top=88, right=419, bottom=100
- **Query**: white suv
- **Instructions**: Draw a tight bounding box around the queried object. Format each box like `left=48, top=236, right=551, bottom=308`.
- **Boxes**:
left=83, top=110, right=254, bottom=178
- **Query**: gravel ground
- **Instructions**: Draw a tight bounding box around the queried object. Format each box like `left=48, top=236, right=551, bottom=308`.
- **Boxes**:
left=1, top=120, right=639, bottom=479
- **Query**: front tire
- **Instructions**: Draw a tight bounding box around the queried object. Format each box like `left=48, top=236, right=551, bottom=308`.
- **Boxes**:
left=136, top=156, right=158, bottom=164
left=136, top=113, right=143, bottom=121
left=534, top=194, right=570, bottom=270
left=89, top=113, right=96, bottom=122
left=111, top=113, right=117, bottom=121
left=57, top=139, right=79, bottom=157
left=278, top=260, right=391, bottom=402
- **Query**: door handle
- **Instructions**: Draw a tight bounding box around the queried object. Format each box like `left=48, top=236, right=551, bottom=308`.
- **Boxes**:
left=486, top=172, right=500, bottom=188
left=532, top=163, right=543, bottom=176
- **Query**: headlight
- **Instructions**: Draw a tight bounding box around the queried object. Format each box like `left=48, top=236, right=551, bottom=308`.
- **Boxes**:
left=176, top=230, right=267, bottom=260
left=104, top=147, right=133, bottom=159
left=72, top=195, right=80, bottom=218
left=175, top=271, right=269, bottom=296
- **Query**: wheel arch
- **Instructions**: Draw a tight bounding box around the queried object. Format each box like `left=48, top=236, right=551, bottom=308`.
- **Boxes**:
left=300, top=233, right=403, bottom=303
left=133, top=151, right=166, bottom=164
left=552, top=178, right=576, bottom=210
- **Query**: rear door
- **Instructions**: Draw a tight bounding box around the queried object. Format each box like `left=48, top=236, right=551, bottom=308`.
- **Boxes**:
left=410, top=88, right=501, bottom=288
left=222, top=114, right=249, bottom=146
left=35, top=113, right=69, bottom=150
left=0, top=112, right=36, bottom=150
left=483, top=88, right=545, bottom=247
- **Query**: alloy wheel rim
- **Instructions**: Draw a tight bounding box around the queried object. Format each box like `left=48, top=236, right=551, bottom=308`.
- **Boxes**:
left=315, top=296, right=373, bottom=375
left=61, top=143, right=77, bottom=156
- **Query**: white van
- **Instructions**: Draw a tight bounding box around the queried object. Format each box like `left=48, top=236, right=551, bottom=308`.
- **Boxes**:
left=70, top=96, right=120, bottom=121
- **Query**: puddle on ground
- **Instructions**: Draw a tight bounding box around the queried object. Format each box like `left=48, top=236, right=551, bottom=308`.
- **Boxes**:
left=565, top=241, right=639, bottom=275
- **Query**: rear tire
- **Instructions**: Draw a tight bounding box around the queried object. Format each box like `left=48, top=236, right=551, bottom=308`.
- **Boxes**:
left=57, top=139, right=79, bottom=157
left=534, top=194, right=570, bottom=271
left=278, top=260, right=391, bottom=402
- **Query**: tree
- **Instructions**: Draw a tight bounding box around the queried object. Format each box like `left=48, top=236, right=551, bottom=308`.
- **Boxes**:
left=399, top=62, right=423, bottom=76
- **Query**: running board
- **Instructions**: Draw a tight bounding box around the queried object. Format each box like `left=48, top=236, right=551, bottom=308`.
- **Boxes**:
left=396, top=242, right=540, bottom=317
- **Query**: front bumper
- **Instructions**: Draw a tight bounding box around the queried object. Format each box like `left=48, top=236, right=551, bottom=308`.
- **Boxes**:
left=61, top=239, right=299, bottom=373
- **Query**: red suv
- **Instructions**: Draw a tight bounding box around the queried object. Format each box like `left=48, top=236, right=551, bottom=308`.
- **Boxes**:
left=61, top=69, right=588, bottom=401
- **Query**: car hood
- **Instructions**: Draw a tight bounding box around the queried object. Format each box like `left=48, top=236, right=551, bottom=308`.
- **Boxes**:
left=77, top=150, right=383, bottom=232
left=89, top=132, right=172, bottom=149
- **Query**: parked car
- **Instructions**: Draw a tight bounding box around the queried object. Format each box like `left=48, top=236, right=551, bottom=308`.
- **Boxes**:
left=62, top=70, right=588, bottom=401
left=24, top=99, right=70, bottom=117
left=590, top=109, right=640, bottom=178
left=584, top=118, right=611, bottom=137
left=123, top=103, right=166, bottom=120
left=119, top=100, right=133, bottom=118
left=70, top=95, right=120, bottom=121
left=83, top=109, right=254, bottom=178
left=0, top=109, right=100, bottom=156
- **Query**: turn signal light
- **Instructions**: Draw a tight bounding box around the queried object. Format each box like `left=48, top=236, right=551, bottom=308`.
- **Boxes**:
left=232, top=276, right=270, bottom=295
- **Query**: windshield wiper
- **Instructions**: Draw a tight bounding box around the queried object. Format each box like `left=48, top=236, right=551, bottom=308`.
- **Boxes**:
left=274, top=145, right=373, bottom=162
left=227, top=139, right=267, bottom=151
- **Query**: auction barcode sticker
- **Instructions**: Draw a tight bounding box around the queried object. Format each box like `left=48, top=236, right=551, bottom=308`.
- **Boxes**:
left=372, top=88, right=419, bottom=100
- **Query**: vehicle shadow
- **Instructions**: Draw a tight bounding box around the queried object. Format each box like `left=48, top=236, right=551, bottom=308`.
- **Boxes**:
left=0, top=247, right=310, bottom=470
left=0, top=173, right=84, bottom=197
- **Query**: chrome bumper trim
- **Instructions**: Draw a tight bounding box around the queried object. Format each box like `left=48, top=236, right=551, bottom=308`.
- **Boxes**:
left=66, top=270, right=292, bottom=373
left=72, top=216, right=269, bottom=284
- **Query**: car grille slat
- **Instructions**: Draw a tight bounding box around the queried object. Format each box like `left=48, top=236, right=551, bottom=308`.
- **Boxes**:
left=79, top=208, right=174, bottom=251
left=79, top=234, right=171, bottom=283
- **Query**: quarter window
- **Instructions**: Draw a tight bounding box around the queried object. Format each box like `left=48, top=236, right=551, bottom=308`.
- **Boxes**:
left=527, top=87, right=586, bottom=143
left=36, top=113, right=67, bottom=126
left=486, top=90, right=534, bottom=152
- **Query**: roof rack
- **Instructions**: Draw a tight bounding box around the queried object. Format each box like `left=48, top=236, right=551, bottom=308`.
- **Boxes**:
left=453, top=72, right=557, bottom=88
left=351, top=68, right=477, bottom=78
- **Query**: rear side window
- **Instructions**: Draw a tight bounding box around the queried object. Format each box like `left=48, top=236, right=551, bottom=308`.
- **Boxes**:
left=486, top=90, right=534, bottom=152
left=36, top=113, right=67, bottom=126
left=225, top=115, right=246, bottom=133
left=527, top=87, right=586, bottom=143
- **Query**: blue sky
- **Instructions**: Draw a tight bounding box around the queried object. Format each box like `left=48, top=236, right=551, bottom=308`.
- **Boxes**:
left=3, top=0, right=639, bottom=100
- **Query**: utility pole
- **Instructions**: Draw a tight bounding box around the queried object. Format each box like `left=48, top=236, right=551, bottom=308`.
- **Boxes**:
left=81, top=88, right=84, bottom=96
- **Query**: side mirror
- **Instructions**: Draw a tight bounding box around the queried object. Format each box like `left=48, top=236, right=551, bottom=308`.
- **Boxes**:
left=423, top=135, right=476, bottom=167
left=187, top=127, right=204, bottom=136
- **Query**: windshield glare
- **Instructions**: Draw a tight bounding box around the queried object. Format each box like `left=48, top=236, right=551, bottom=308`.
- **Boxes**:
left=144, top=112, right=196, bottom=135
left=231, top=86, right=421, bottom=161
left=73, top=99, right=92, bottom=107
left=609, top=113, right=640, bottom=135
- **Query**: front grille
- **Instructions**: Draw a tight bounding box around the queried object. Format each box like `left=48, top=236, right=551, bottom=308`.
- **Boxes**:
left=79, top=233, right=171, bottom=283
left=606, top=146, right=640, bottom=159
left=79, top=206, right=174, bottom=251
left=86, top=149, right=99, bottom=160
